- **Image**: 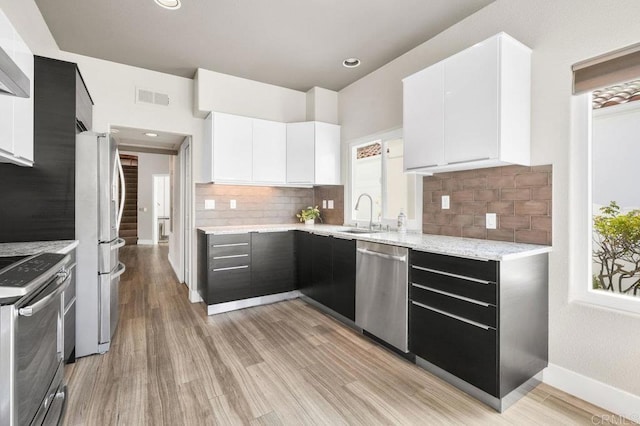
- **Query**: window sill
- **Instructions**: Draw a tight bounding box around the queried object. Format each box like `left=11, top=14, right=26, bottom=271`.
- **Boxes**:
left=570, top=289, right=640, bottom=317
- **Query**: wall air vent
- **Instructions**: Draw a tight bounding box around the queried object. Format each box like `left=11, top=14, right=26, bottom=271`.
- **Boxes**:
left=135, top=88, right=170, bottom=106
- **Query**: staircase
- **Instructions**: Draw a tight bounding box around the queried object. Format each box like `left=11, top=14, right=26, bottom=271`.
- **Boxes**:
left=120, top=158, right=139, bottom=246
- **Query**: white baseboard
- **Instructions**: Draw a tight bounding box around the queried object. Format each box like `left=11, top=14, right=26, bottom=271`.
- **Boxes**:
left=137, top=239, right=154, bottom=245
left=189, top=290, right=202, bottom=303
left=543, top=363, right=640, bottom=421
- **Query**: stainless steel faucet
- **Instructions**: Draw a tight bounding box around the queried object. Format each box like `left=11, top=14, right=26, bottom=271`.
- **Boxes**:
left=354, top=193, right=374, bottom=230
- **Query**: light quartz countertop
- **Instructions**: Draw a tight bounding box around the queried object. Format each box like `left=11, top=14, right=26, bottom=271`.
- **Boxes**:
left=0, top=240, right=79, bottom=257
left=197, top=224, right=551, bottom=261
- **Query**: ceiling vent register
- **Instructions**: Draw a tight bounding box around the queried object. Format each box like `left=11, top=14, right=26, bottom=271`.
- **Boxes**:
left=136, top=88, right=170, bottom=106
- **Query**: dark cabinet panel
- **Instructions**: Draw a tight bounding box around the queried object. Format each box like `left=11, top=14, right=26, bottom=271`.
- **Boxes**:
left=411, top=284, right=496, bottom=328
left=411, top=302, right=498, bottom=396
left=251, top=231, right=295, bottom=296
left=311, top=234, right=333, bottom=307
left=411, top=250, right=497, bottom=282
left=296, top=231, right=313, bottom=296
left=410, top=266, right=497, bottom=305
left=330, top=237, right=356, bottom=320
left=0, top=57, right=80, bottom=242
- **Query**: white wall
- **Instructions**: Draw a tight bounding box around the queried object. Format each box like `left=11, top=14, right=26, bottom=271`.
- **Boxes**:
left=124, top=152, right=172, bottom=243
left=306, top=87, right=339, bottom=124
left=194, top=68, right=307, bottom=122
left=338, top=0, right=640, bottom=411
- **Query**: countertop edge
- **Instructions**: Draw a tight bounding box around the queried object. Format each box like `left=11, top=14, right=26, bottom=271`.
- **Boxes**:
left=197, top=225, right=552, bottom=261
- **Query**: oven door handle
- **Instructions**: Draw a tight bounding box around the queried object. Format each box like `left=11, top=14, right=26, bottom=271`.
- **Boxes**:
left=18, top=273, right=72, bottom=317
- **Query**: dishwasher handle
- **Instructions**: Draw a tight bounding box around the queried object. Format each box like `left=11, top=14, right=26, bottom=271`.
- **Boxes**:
left=357, top=248, right=406, bottom=262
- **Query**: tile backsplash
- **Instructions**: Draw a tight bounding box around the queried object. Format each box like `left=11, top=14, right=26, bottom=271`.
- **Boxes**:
left=314, top=186, right=345, bottom=225
left=422, top=165, right=552, bottom=245
left=195, top=184, right=345, bottom=227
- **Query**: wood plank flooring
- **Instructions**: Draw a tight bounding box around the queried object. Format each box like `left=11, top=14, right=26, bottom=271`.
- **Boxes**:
left=64, top=245, right=620, bottom=425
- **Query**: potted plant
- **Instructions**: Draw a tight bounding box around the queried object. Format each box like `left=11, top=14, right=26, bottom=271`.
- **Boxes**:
left=297, top=206, right=321, bottom=225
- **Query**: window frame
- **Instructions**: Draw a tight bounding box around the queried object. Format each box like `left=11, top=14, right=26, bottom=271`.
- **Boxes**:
left=569, top=93, right=640, bottom=315
left=345, top=128, right=422, bottom=230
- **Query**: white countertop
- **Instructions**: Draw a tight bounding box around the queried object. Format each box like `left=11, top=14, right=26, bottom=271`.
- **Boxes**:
left=197, top=224, right=551, bottom=261
left=0, top=240, right=79, bottom=256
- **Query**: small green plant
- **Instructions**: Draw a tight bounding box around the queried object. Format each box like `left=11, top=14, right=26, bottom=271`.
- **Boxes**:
left=592, top=201, right=640, bottom=295
left=296, top=206, right=322, bottom=223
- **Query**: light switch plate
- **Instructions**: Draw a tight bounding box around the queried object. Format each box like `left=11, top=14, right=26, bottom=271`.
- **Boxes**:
left=486, top=213, right=497, bottom=229
left=322, top=200, right=327, bottom=208
left=441, top=195, right=450, bottom=210
left=230, top=200, right=236, bottom=209
left=204, top=200, right=215, bottom=210
left=328, top=200, right=334, bottom=209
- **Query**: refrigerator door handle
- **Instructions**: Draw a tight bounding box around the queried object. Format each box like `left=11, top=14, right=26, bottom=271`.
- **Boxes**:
left=116, top=152, right=125, bottom=233
left=112, top=238, right=126, bottom=250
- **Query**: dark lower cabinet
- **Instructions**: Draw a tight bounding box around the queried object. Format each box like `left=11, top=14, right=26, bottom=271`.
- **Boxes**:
left=330, top=237, right=356, bottom=321
left=411, top=302, right=498, bottom=396
left=297, top=231, right=356, bottom=321
left=251, top=231, right=296, bottom=296
left=198, top=231, right=296, bottom=305
left=409, top=249, right=548, bottom=404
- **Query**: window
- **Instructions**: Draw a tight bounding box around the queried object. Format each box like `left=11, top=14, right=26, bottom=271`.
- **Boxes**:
left=570, top=82, right=640, bottom=314
left=347, top=129, right=420, bottom=228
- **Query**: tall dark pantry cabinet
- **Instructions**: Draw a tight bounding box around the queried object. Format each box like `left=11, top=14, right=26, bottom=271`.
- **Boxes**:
left=0, top=56, right=93, bottom=363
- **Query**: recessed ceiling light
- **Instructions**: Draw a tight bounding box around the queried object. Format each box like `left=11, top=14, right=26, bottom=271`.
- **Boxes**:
left=145, top=132, right=158, bottom=137
left=154, top=0, right=181, bottom=10
left=343, top=58, right=361, bottom=68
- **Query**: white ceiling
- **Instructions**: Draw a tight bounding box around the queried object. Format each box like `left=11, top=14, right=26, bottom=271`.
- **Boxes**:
left=112, top=126, right=186, bottom=155
left=34, top=0, right=493, bottom=92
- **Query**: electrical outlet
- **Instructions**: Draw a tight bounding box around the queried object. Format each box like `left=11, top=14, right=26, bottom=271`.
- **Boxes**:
left=322, top=200, right=327, bottom=208
left=328, top=200, right=334, bottom=209
left=230, top=200, right=236, bottom=209
left=486, top=213, right=497, bottom=229
left=441, top=195, right=450, bottom=210
left=204, top=200, right=215, bottom=210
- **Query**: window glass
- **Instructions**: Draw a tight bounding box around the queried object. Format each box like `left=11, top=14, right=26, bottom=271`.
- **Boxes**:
left=591, top=81, right=640, bottom=298
left=350, top=137, right=417, bottom=224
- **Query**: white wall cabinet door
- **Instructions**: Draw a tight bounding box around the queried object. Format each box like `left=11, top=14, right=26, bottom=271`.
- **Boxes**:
left=314, top=122, right=341, bottom=185
left=286, top=122, right=315, bottom=184
left=212, top=112, right=253, bottom=182
left=444, top=35, right=499, bottom=164
left=252, top=118, right=286, bottom=184
left=403, top=62, right=444, bottom=171
left=12, top=35, right=34, bottom=162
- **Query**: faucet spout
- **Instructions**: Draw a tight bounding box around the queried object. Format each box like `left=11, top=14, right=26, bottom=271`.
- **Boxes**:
left=354, top=193, right=374, bottom=230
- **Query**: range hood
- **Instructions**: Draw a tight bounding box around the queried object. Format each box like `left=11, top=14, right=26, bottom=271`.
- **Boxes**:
left=0, top=45, right=30, bottom=98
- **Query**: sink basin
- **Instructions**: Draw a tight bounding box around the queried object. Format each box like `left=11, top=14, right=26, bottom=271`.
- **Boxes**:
left=341, top=228, right=382, bottom=234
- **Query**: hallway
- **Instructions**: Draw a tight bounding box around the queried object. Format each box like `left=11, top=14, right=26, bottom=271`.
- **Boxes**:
left=63, top=245, right=610, bottom=425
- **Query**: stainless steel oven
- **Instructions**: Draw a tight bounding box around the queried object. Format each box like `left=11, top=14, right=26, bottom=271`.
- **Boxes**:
left=0, top=253, right=71, bottom=426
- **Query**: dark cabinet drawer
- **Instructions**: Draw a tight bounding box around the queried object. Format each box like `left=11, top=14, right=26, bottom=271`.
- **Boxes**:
left=207, top=267, right=251, bottom=304
left=411, top=266, right=496, bottom=305
left=411, top=250, right=497, bottom=282
left=209, top=233, right=251, bottom=247
left=411, top=284, right=496, bottom=328
left=210, top=254, right=251, bottom=270
left=410, top=302, right=498, bottom=396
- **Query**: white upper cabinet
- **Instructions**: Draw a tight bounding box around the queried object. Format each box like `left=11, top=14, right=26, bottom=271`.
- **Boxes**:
left=252, top=118, right=286, bottom=184
left=403, top=33, right=531, bottom=173
left=0, top=10, right=34, bottom=167
left=403, top=62, right=444, bottom=171
left=286, top=121, right=341, bottom=185
left=203, top=112, right=253, bottom=182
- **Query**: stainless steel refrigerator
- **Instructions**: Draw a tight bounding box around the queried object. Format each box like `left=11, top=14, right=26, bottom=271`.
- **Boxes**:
left=75, top=132, right=126, bottom=357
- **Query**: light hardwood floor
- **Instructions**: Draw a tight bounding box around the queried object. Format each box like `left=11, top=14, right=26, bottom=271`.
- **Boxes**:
left=64, top=245, right=620, bottom=425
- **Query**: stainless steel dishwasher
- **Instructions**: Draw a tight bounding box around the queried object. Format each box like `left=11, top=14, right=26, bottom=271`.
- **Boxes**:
left=355, top=241, right=409, bottom=352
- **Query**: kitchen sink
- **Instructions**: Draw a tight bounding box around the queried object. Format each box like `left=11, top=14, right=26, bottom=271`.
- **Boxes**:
left=341, top=228, right=382, bottom=234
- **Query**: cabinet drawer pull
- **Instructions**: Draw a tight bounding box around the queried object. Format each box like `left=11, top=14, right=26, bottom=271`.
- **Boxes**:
left=412, top=301, right=495, bottom=330
left=213, top=265, right=249, bottom=272
left=213, top=254, right=249, bottom=260
left=412, top=283, right=493, bottom=307
left=212, top=242, right=249, bottom=248
left=411, top=265, right=492, bottom=284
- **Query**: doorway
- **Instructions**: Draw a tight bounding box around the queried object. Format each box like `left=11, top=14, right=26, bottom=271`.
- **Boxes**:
left=152, top=174, right=171, bottom=244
